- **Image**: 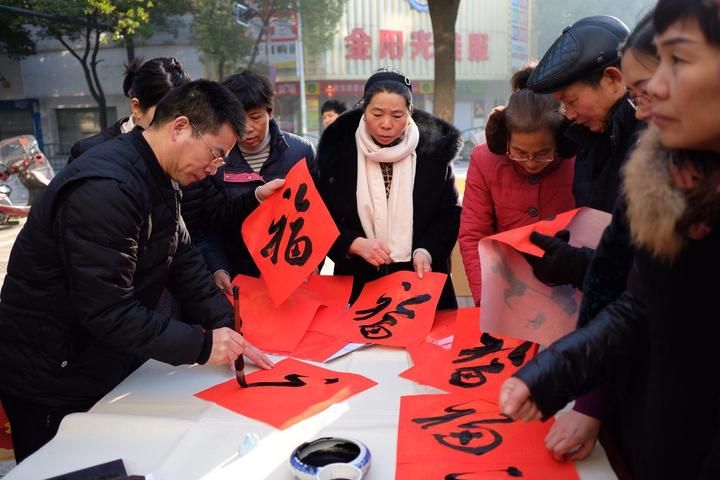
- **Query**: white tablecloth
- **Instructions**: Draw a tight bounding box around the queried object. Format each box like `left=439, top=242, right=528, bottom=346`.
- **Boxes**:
left=6, top=347, right=617, bottom=480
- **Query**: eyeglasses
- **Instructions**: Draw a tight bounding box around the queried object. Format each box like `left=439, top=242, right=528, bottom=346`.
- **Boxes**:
left=627, top=90, right=651, bottom=109
left=506, top=142, right=556, bottom=163
left=189, top=120, right=226, bottom=170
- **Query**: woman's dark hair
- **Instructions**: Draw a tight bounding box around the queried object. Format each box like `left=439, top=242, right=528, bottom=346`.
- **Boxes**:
left=621, top=11, right=657, bottom=66
left=122, top=57, right=190, bottom=110
left=486, top=86, right=576, bottom=158
left=654, top=0, right=720, bottom=46
left=361, top=69, right=413, bottom=111
left=222, top=70, right=274, bottom=112
left=510, top=61, right=538, bottom=92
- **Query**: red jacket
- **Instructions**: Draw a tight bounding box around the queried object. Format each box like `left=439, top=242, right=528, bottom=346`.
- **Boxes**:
left=459, top=143, right=575, bottom=305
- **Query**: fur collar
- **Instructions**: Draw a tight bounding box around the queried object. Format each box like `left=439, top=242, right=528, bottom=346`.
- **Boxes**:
left=622, top=126, right=687, bottom=261
left=324, top=108, right=463, bottom=166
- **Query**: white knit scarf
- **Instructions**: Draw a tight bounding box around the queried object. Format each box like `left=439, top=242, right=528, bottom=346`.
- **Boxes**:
left=355, top=115, right=419, bottom=262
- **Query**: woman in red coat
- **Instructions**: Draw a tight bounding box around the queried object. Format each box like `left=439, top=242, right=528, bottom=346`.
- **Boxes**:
left=459, top=68, right=577, bottom=305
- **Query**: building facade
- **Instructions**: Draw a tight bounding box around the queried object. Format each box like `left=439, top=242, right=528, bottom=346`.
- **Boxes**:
left=0, top=0, right=531, bottom=166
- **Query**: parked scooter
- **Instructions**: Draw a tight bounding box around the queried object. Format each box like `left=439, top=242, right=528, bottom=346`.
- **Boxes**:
left=0, top=134, right=54, bottom=207
left=0, top=184, right=30, bottom=225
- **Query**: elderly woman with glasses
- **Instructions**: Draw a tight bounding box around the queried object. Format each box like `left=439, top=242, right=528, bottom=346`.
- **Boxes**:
left=458, top=64, right=577, bottom=306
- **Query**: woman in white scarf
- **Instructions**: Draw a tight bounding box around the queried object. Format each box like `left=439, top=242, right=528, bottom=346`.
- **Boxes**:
left=350, top=72, right=432, bottom=277
left=317, top=69, right=463, bottom=309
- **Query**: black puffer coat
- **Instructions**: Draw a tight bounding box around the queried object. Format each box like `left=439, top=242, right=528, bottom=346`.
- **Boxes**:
left=66, top=117, right=128, bottom=164
left=0, top=129, right=232, bottom=408
left=317, top=108, right=462, bottom=309
left=515, top=128, right=720, bottom=479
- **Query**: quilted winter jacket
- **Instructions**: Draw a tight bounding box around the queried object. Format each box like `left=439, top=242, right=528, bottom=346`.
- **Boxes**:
left=0, top=129, right=233, bottom=408
left=458, top=143, right=575, bottom=305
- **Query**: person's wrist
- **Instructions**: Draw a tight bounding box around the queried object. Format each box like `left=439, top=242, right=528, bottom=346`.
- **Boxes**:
left=413, top=248, right=432, bottom=264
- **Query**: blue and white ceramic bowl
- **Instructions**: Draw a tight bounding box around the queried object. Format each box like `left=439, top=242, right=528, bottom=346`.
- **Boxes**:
left=289, top=436, right=371, bottom=480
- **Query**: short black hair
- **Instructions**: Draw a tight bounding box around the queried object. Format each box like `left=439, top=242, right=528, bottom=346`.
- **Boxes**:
left=654, top=0, right=720, bottom=46
left=122, top=57, right=191, bottom=110
left=151, top=79, right=245, bottom=136
left=321, top=100, right=347, bottom=115
left=222, top=70, right=274, bottom=112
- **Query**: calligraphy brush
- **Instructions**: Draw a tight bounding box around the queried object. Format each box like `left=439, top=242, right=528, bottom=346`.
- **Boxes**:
left=232, top=285, right=248, bottom=388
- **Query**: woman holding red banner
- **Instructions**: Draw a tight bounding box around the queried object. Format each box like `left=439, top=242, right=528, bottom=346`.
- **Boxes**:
left=500, top=1, right=720, bottom=477
left=316, top=69, right=462, bottom=309
left=458, top=64, right=577, bottom=307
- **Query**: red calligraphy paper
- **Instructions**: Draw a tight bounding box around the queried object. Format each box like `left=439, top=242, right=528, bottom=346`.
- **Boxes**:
left=479, top=207, right=611, bottom=345
left=396, top=394, right=578, bottom=479
left=401, top=332, right=537, bottom=402
left=300, top=275, right=354, bottom=334
left=268, top=329, right=349, bottom=363
left=227, top=274, right=320, bottom=353
left=423, top=308, right=465, bottom=349
left=396, top=462, right=554, bottom=479
left=242, top=159, right=339, bottom=306
left=195, top=358, right=377, bottom=429
left=312, top=271, right=446, bottom=347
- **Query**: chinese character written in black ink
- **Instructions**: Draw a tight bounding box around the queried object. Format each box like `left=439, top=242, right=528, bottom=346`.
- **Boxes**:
left=449, top=333, right=534, bottom=388
left=412, top=403, right=514, bottom=456
left=246, top=373, right=339, bottom=388
left=352, top=281, right=431, bottom=339
left=260, top=183, right=313, bottom=266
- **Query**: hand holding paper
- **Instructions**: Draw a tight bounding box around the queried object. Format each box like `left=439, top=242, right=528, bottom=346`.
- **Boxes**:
left=255, top=178, right=285, bottom=202
left=525, top=230, right=593, bottom=289
left=499, top=377, right=541, bottom=422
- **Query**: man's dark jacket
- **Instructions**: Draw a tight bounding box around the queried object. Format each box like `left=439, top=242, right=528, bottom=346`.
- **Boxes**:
left=565, top=97, right=639, bottom=213
left=194, top=118, right=316, bottom=277
left=66, top=117, right=128, bottom=165
left=0, top=129, right=232, bottom=408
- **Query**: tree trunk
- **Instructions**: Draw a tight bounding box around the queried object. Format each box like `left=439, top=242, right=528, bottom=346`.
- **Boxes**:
left=89, top=29, right=108, bottom=130
left=217, top=60, right=225, bottom=81
left=125, top=35, right=136, bottom=64
left=428, top=0, right=461, bottom=123
left=56, top=24, right=108, bottom=130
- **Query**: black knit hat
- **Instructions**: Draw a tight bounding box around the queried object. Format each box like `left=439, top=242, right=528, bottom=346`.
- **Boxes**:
left=363, top=70, right=412, bottom=95
left=527, top=16, right=630, bottom=94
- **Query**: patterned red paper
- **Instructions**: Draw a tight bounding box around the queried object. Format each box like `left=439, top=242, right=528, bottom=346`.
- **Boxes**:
left=396, top=394, right=577, bottom=479
left=311, top=271, right=446, bottom=347
left=195, top=358, right=377, bottom=429
left=401, top=333, right=537, bottom=402
left=242, top=159, right=339, bottom=305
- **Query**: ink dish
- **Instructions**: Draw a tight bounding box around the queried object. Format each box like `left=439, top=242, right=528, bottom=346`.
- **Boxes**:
left=289, top=436, right=370, bottom=480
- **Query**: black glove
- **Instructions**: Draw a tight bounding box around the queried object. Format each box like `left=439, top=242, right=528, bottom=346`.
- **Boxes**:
left=525, top=230, right=593, bottom=289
